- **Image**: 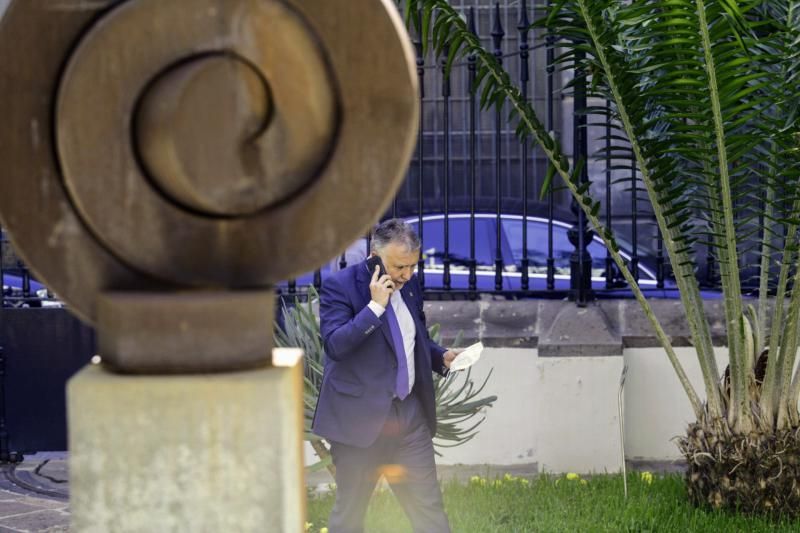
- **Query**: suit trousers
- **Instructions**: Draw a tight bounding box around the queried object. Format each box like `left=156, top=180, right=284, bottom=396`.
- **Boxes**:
left=327, top=391, right=450, bottom=533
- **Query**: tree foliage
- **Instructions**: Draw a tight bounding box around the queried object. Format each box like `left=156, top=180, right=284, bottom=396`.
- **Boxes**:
left=406, top=0, right=800, bottom=436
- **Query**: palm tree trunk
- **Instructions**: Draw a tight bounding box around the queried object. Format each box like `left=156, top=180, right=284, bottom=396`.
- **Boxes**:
left=776, top=262, right=800, bottom=429
left=694, top=0, right=750, bottom=432
left=761, top=197, right=800, bottom=424
left=757, top=183, right=776, bottom=355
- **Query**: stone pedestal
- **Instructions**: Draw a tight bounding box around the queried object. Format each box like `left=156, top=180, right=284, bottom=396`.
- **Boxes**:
left=67, top=360, right=304, bottom=533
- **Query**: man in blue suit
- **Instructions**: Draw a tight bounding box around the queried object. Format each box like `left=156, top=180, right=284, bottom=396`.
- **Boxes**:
left=312, top=219, right=457, bottom=533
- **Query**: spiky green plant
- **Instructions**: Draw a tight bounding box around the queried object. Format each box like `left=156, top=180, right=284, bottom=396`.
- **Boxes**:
left=407, top=0, right=800, bottom=516
left=274, top=286, right=497, bottom=476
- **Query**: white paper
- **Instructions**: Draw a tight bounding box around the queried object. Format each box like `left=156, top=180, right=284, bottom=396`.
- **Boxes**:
left=449, top=341, right=484, bottom=371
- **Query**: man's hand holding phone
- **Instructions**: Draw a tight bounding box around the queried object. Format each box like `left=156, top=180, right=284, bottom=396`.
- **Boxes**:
left=368, top=258, right=394, bottom=308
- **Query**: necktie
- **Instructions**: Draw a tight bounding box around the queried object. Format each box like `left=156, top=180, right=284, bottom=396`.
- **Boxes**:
left=385, top=301, right=410, bottom=399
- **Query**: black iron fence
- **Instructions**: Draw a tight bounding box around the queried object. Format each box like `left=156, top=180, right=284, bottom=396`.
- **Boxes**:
left=2, top=0, right=699, bottom=310
left=0, top=309, right=94, bottom=454
left=1, top=230, right=62, bottom=310
left=283, top=0, right=676, bottom=304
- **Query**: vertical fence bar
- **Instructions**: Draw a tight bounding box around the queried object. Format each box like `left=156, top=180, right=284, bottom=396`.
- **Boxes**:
left=20, top=262, right=29, bottom=298
left=0, top=226, right=4, bottom=307
left=313, top=269, right=322, bottom=291
left=415, top=8, right=426, bottom=290
left=519, top=0, right=530, bottom=292
left=0, top=346, right=9, bottom=463
left=630, top=153, right=639, bottom=281
left=657, top=225, right=665, bottom=289
left=570, top=47, right=591, bottom=306
left=441, top=41, right=452, bottom=291
left=492, top=2, right=504, bottom=292
left=707, top=250, right=717, bottom=287
left=545, top=0, right=556, bottom=291
left=468, top=6, right=478, bottom=293
left=605, top=100, right=614, bottom=289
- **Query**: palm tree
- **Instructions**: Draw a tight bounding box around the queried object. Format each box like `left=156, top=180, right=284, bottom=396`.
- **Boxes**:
left=408, top=0, right=800, bottom=516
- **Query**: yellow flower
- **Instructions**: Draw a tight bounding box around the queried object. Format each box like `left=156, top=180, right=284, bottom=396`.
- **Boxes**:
left=521, top=479, right=530, bottom=486
left=492, top=480, right=503, bottom=488
left=503, top=473, right=516, bottom=482
left=320, top=529, right=329, bottom=533
left=566, top=472, right=580, bottom=481
left=480, top=478, right=487, bottom=486
left=641, top=471, right=654, bottom=485
left=304, top=523, right=313, bottom=532
left=470, top=475, right=481, bottom=484
left=580, top=479, right=588, bottom=486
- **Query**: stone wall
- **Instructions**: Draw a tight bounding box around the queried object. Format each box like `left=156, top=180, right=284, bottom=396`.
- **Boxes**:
left=306, top=297, right=768, bottom=473
left=422, top=298, right=740, bottom=473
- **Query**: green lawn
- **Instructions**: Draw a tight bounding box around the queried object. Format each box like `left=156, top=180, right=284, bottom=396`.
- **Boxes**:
left=305, top=473, right=800, bottom=532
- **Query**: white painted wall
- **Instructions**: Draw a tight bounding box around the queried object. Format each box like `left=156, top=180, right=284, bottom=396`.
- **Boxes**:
left=434, top=347, right=539, bottom=466
left=533, top=355, right=624, bottom=473
left=623, top=347, right=729, bottom=460
left=434, top=347, right=728, bottom=473
left=305, top=346, right=791, bottom=474
left=306, top=348, right=625, bottom=474
left=432, top=349, right=625, bottom=474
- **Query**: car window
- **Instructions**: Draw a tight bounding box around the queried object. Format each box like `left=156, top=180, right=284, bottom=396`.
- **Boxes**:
left=503, top=219, right=572, bottom=275
left=409, top=217, right=497, bottom=271
left=588, top=240, right=656, bottom=281
left=502, top=219, right=655, bottom=281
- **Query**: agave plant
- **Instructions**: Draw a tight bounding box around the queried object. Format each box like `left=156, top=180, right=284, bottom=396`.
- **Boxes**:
left=408, top=0, right=800, bottom=516
left=274, top=286, right=497, bottom=476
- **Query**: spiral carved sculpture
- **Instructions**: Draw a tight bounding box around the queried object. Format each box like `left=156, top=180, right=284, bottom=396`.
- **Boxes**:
left=0, top=0, right=418, bottom=372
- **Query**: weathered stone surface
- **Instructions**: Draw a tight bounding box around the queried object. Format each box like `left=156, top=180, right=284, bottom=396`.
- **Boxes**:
left=0, top=0, right=419, bottom=323
left=423, top=297, right=759, bottom=352
left=539, top=304, right=623, bottom=357
left=425, top=300, right=481, bottom=346
left=96, top=290, right=275, bottom=373
left=68, top=362, right=304, bottom=533
left=481, top=300, right=540, bottom=348
left=0, top=508, right=69, bottom=532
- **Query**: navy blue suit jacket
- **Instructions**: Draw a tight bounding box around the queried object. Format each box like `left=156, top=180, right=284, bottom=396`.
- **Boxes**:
left=312, top=260, right=448, bottom=448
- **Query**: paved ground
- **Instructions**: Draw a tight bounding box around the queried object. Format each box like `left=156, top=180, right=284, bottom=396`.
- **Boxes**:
left=0, top=453, right=68, bottom=533
left=0, top=454, right=683, bottom=532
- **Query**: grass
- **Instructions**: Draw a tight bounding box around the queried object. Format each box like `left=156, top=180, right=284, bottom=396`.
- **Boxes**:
left=305, top=472, right=800, bottom=532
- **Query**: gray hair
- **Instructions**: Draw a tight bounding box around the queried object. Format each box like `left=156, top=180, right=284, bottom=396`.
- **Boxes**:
left=370, top=219, right=421, bottom=253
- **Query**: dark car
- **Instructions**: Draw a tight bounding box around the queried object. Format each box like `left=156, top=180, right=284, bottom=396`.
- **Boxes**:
left=279, top=213, right=676, bottom=297
left=404, top=213, right=674, bottom=294
left=1, top=271, right=57, bottom=307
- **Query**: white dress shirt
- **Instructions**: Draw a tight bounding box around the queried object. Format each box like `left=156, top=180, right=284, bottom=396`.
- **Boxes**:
left=369, top=291, right=416, bottom=390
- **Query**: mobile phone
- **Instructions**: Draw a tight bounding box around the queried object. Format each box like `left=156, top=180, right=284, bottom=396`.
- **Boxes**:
left=366, top=255, right=387, bottom=277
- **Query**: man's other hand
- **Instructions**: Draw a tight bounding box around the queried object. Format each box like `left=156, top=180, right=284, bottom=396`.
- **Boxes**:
left=443, top=349, right=461, bottom=369
left=369, top=265, right=395, bottom=308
